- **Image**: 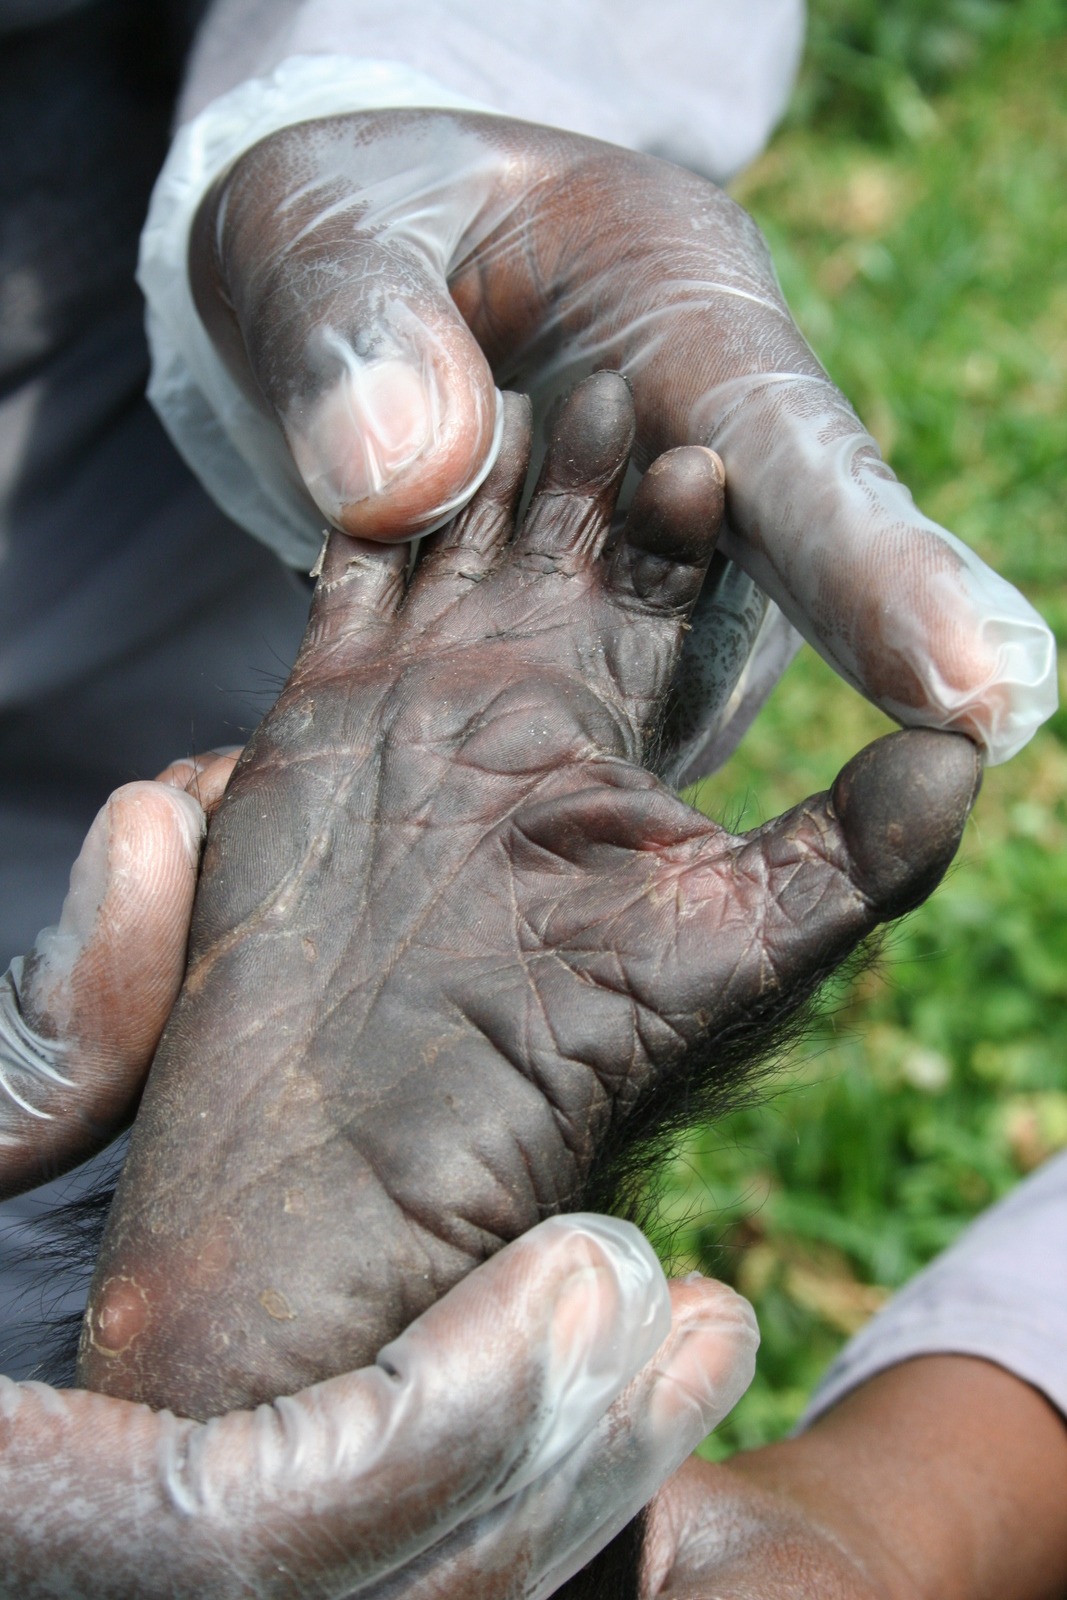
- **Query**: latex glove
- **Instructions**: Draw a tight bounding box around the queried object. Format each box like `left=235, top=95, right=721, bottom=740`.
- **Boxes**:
left=0, top=752, right=237, bottom=1199
left=0, top=1217, right=757, bottom=1600
left=187, top=109, right=1055, bottom=773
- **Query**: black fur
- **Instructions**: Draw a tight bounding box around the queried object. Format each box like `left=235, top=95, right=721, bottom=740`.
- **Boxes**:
left=2, top=1143, right=125, bottom=1388
left=555, top=939, right=878, bottom=1600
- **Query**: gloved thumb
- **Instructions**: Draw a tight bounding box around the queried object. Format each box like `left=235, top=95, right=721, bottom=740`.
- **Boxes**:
left=0, top=782, right=204, bottom=1196
left=287, top=271, right=502, bottom=541
left=193, top=129, right=502, bottom=542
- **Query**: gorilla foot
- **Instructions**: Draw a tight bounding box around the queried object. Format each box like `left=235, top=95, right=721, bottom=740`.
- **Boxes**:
left=79, top=373, right=980, bottom=1419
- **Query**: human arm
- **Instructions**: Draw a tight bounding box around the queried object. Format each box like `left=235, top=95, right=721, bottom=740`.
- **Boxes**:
left=644, top=1153, right=1067, bottom=1599
left=645, top=1355, right=1067, bottom=1600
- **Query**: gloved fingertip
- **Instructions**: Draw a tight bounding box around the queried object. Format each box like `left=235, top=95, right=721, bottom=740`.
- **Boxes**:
left=28, top=781, right=207, bottom=1059
left=156, top=782, right=209, bottom=855
left=934, top=605, right=1059, bottom=766
left=506, top=1216, right=672, bottom=1493
left=657, top=1278, right=760, bottom=1433
left=156, top=745, right=245, bottom=788
left=27, top=782, right=202, bottom=1004
left=547, top=1215, right=671, bottom=1375
left=107, top=781, right=206, bottom=866
left=287, top=345, right=503, bottom=543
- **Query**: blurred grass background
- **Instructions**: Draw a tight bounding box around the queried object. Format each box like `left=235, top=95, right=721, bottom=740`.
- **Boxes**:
left=663, top=0, right=1067, bottom=1456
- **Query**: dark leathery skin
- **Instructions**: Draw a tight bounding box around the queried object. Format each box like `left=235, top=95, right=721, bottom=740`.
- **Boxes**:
left=78, top=374, right=980, bottom=1425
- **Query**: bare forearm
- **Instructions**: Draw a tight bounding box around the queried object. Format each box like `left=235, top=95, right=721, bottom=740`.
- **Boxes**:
left=653, top=1355, right=1067, bottom=1600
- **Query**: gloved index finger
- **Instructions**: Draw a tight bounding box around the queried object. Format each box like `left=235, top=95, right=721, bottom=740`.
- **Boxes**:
left=535, top=154, right=1056, bottom=765
left=698, top=368, right=1057, bottom=766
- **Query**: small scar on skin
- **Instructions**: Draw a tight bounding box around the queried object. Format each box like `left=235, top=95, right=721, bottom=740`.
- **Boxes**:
left=283, top=1188, right=308, bottom=1216
left=196, top=1233, right=233, bottom=1280
left=88, top=1276, right=149, bottom=1356
left=259, top=1288, right=297, bottom=1321
left=302, top=936, right=317, bottom=962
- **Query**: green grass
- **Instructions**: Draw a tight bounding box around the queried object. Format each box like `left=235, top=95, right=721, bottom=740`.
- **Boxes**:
left=654, top=0, right=1067, bottom=1457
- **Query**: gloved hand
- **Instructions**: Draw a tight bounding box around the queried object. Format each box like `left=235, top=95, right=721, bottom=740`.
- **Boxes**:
left=0, top=1215, right=756, bottom=1599
left=0, top=752, right=237, bottom=1198
left=188, top=109, right=1055, bottom=773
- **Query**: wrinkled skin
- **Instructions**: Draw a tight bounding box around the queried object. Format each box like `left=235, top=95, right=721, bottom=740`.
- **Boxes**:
left=80, top=374, right=980, bottom=1419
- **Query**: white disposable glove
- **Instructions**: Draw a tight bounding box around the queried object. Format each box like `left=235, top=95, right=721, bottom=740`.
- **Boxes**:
left=144, top=87, right=1055, bottom=778
left=0, top=1213, right=756, bottom=1598
left=0, top=766, right=216, bottom=1199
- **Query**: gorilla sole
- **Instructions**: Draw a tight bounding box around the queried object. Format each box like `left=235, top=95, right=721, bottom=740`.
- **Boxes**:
left=80, top=373, right=979, bottom=1594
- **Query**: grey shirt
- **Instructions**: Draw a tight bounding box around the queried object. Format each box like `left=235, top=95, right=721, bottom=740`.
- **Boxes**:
left=805, top=1149, right=1067, bottom=1426
left=179, top=0, right=806, bottom=185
